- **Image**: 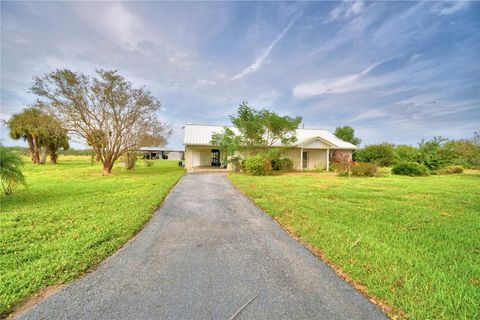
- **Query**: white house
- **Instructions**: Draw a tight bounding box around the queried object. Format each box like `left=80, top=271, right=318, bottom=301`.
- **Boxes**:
left=183, top=123, right=358, bottom=171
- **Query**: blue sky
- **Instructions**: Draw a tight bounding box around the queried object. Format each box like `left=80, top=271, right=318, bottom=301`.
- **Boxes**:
left=1, top=1, right=479, bottom=149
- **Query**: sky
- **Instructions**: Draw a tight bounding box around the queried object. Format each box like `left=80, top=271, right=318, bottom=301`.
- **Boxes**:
left=1, top=1, right=479, bottom=149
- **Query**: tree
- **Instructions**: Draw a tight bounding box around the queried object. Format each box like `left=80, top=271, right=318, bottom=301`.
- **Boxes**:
left=395, top=144, right=418, bottom=163
left=334, top=126, right=361, bottom=146
left=7, top=106, right=69, bottom=164
left=7, top=107, right=44, bottom=164
left=223, top=102, right=301, bottom=156
left=417, top=137, right=453, bottom=171
left=0, top=146, right=27, bottom=195
left=356, top=143, right=397, bottom=166
left=31, top=69, right=170, bottom=175
left=210, top=127, right=242, bottom=166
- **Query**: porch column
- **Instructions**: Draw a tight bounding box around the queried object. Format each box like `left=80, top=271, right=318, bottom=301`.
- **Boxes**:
left=300, top=147, right=304, bottom=170
left=326, top=148, right=330, bottom=171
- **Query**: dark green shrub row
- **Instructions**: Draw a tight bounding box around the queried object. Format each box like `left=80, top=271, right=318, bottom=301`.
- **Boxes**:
left=392, top=162, right=429, bottom=176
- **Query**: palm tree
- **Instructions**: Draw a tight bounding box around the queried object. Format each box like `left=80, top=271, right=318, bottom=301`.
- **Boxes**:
left=0, top=146, right=27, bottom=195
left=7, top=107, right=44, bottom=164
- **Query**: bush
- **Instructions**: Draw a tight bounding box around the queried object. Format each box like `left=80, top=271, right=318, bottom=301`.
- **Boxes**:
left=245, top=154, right=272, bottom=176
left=392, top=162, right=429, bottom=176
left=0, top=146, right=27, bottom=195
left=436, top=166, right=463, bottom=175
left=144, top=160, right=154, bottom=167
left=356, top=143, right=397, bottom=167
left=395, top=145, right=418, bottom=163
left=417, top=137, right=454, bottom=171
left=271, top=158, right=293, bottom=171
left=123, top=152, right=138, bottom=170
left=351, top=162, right=378, bottom=177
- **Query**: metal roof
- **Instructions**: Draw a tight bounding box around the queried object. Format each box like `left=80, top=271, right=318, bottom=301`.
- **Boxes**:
left=139, top=147, right=184, bottom=152
left=183, top=124, right=358, bottom=149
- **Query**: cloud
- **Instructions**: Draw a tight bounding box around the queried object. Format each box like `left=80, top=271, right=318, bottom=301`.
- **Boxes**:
left=293, top=60, right=385, bottom=98
left=433, top=1, right=469, bottom=16
left=73, top=2, right=147, bottom=49
left=231, top=13, right=301, bottom=80
left=326, top=0, right=365, bottom=23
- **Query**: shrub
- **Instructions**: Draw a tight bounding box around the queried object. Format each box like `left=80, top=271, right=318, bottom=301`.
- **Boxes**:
left=417, top=137, right=454, bottom=171
left=123, top=152, right=138, bottom=170
left=0, top=146, right=27, bottom=195
left=436, top=166, right=463, bottom=175
left=395, top=145, right=418, bottom=163
left=351, top=162, right=378, bottom=177
left=271, top=158, right=293, bottom=171
left=144, top=160, right=154, bottom=167
left=245, top=154, right=272, bottom=176
left=332, top=160, right=353, bottom=176
left=392, top=161, right=429, bottom=176
left=356, top=143, right=397, bottom=167
left=444, top=139, right=480, bottom=169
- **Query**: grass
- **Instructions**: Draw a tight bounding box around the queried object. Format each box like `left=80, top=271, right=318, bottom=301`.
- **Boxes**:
left=229, top=170, right=480, bottom=319
left=0, top=157, right=184, bottom=317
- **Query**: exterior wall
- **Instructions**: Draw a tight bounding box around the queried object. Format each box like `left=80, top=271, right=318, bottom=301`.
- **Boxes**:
left=284, top=148, right=327, bottom=170
left=185, top=145, right=214, bottom=169
left=167, top=151, right=184, bottom=161
left=185, top=144, right=354, bottom=171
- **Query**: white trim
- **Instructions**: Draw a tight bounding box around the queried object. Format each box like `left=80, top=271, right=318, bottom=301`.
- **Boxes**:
left=300, top=147, right=304, bottom=171
left=326, top=148, right=330, bottom=171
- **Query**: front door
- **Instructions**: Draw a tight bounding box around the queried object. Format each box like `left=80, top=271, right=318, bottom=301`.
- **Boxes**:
left=211, top=149, right=220, bottom=167
left=302, top=151, right=308, bottom=169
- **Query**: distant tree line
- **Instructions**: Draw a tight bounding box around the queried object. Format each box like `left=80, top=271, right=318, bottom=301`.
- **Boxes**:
left=355, top=133, right=480, bottom=170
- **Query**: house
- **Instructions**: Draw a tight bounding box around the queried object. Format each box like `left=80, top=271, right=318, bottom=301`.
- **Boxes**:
left=183, top=123, right=358, bottom=171
left=139, top=147, right=184, bottom=160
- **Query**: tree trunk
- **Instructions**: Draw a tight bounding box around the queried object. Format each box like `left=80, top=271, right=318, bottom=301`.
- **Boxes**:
left=102, top=159, right=114, bottom=176
left=26, top=136, right=39, bottom=164
left=96, top=152, right=101, bottom=162
left=50, top=149, right=58, bottom=164
left=32, top=136, right=41, bottom=164
left=39, top=146, right=48, bottom=164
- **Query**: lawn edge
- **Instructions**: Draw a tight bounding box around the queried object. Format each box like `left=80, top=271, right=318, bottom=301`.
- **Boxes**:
left=5, top=170, right=186, bottom=320
left=227, top=173, right=405, bottom=320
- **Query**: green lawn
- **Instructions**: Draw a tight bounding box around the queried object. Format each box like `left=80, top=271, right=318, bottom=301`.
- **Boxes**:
left=229, top=171, right=480, bottom=319
left=0, top=157, right=184, bottom=317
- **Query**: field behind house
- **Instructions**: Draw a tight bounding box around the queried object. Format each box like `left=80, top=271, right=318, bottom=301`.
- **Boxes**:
left=229, top=171, right=480, bottom=319
left=0, top=157, right=184, bottom=317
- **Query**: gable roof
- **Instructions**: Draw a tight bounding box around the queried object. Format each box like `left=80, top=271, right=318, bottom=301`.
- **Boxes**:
left=183, top=123, right=358, bottom=149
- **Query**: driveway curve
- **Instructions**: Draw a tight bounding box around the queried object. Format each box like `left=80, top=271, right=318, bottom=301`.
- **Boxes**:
left=17, top=173, right=386, bottom=320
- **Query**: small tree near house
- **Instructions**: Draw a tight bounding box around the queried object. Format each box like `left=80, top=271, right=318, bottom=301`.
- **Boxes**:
left=31, top=69, right=170, bottom=175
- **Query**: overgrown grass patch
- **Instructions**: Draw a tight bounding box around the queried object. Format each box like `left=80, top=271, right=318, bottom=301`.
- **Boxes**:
left=229, top=171, right=480, bottom=319
left=0, top=158, right=184, bottom=317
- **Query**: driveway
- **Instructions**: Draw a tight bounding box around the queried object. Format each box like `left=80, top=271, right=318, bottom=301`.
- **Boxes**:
left=17, top=173, right=386, bottom=320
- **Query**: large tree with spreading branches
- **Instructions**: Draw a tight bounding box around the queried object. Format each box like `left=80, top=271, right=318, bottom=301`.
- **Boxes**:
left=31, top=69, right=171, bottom=175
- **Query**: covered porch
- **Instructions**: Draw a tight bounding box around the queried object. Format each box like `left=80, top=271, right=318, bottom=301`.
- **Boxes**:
left=184, top=145, right=223, bottom=171
left=291, top=136, right=334, bottom=171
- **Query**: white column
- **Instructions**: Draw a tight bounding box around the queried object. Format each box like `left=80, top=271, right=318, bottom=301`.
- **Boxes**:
left=300, top=147, right=304, bottom=170
left=326, top=148, right=330, bottom=171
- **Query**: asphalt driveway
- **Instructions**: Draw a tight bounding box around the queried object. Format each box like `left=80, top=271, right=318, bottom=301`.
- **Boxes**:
left=17, top=173, right=386, bottom=320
